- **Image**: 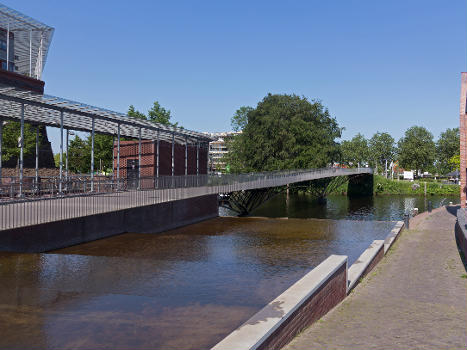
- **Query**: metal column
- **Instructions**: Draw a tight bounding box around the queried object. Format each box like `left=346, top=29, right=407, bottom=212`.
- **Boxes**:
left=156, top=130, right=160, bottom=179
left=196, top=141, right=199, bottom=175
left=90, top=117, right=95, bottom=192
left=29, top=30, right=32, bottom=76
left=0, top=119, right=3, bottom=180
left=59, top=111, right=63, bottom=194
left=65, top=129, right=69, bottom=183
left=19, top=104, right=24, bottom=197
left=171, top=132, right=175, bottom=177
left=35, top=126, right=39, bottom=188
left=6, top=23, right=9, bottom=71
left=185, top=136, right=188, bottom=176
left=138, top=127, right=142, bottom=189
left=117, top=124, right=120, bottom=188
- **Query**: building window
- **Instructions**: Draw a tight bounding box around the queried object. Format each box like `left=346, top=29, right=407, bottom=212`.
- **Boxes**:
left=0, top=40, right=6, bottom=51
left=1, top=61, right=6, bottom=70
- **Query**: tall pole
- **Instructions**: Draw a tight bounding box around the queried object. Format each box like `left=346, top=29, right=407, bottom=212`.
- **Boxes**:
left=196, top=141, right=199, bottom=175
left=112, top=134, right=115, bottom=181
left=185, top=136, right=188, bottom=176
left=6, top=23, right=9, bottom=71
left=90, top=117, right=95, bottom=192
left=29, top=30, right=32, bottom=76
left=65, top=129, right=69, bottom=182
left=19, top=104, right=24, bottom=197
left=117, top=123, right=120, bottom=188
left=59, top=111, right=63, bottom=194
left=138, top=127, right=142, bottom=189
left=171, top=132, right=175, bottom=177
left=156, top=130, right=160, bottom=179
left=0, top=119, right=3, bottom=180
left=35, top=126, right=39, bottom=187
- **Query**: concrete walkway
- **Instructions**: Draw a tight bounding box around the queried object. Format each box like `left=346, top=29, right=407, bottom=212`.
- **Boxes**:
left=284, top=206, right=467, bottom=350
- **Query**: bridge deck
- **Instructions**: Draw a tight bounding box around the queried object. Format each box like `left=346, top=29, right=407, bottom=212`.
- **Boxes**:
left=0, top=168, right=372, bottom=231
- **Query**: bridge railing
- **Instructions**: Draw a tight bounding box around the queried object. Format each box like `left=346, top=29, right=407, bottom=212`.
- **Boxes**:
left=0, top=167, right=372, bottom=230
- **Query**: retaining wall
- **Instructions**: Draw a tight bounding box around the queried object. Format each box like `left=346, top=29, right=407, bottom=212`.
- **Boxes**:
left=456, top=208, right=467, bottom=259
left=0, top=194, right=218, bottom=252
left=211, top=220, right=405, bottom=350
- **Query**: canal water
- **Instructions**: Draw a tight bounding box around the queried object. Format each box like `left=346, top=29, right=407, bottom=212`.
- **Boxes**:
left=0, top=194, right=459, bottom=350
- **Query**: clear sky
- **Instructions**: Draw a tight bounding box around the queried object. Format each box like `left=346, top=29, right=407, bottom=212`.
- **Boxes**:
left=6, top=0, right=467, bottom=153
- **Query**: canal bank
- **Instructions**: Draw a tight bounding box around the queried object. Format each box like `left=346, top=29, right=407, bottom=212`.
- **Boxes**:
left=283, top=206, right=467, bottom=350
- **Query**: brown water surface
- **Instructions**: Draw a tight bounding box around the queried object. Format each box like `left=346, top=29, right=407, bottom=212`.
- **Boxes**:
left=0, top=217, right=396, bottom=350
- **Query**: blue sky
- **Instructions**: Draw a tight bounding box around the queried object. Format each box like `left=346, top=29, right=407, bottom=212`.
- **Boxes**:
left=6, top=0, right=467, bottom=152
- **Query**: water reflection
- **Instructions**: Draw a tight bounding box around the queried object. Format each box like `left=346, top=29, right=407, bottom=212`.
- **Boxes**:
left=0, top=217, right=396, bottom=350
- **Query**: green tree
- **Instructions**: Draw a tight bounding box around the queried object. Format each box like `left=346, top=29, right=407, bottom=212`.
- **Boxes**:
left=340, top=133, right=369, bottom=167
left=90, top=134, right=114, bottom=173
left=231, top=106, right=253, bottom=132
left=1, top=121, right=38, bottom=164
left=436, top=127, right=459, bottom=174
left=397, top=126, right=436, bottom=177
left=449, top=154, right=460, bottom=171
left=225, top=94, right=342, bottom=172
left=368, top=132, right=395, bottom=174
left=67, top=135, right=91, bottom=173
left=127, top=101, right=179, bottom=127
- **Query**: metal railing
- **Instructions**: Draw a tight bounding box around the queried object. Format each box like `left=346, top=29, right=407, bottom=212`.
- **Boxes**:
left=0, top=167, right=372, bottom=230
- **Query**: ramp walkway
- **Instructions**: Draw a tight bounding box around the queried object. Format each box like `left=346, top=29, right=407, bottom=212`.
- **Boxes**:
left=284, top=206, right=467, bottom=350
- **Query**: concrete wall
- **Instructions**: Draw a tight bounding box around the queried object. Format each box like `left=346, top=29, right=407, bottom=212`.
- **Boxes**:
left=0, top=194, right=218, bottom=253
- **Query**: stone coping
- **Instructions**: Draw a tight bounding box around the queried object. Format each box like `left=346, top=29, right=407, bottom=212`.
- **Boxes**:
left=347, top=239, right=384, bottom=291
left=384, top=221, right=404, bottom=254
left=211, top=254, right=347, bottom=350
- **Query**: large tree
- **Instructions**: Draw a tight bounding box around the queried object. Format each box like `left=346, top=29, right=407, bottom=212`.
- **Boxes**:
left=397, top=126, right=436, bottom=176
left=128, top=101, right=179, bottom=127
left=436, top=127, right=459, bottom=174
left=225, top=94, right=342, bottom=172
left=231, top=106, right=253, bottom=132
left=340, top=133, right=369, bottom=167
left=368, top=132, right=395, bottom=174
left=1, top=121, right=39, bottom=164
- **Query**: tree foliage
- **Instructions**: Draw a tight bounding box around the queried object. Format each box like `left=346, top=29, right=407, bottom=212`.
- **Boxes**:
left=1, top=121, right=39, bottom=163
left=436, top=127, right=459, bottom=174
left=340, top=133, right=369, bottom=167
left=225, top=94, right=342, bottom=172
left=127, top=101, right=179, bottom=127
left=368, top=132, right=395, bottom=173
left=397, top=126, right=435, bottom=176
left=231, top=106, right=253, bottom=132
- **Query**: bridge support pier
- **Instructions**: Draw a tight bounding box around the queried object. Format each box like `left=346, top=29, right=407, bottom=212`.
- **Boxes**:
left=347, top=174, right=373, bottom=197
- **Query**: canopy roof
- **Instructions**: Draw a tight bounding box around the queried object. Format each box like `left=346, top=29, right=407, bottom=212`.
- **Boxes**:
left=0, top=84, right=213, bottom=145
left=0, top=3, right=54, bottom=79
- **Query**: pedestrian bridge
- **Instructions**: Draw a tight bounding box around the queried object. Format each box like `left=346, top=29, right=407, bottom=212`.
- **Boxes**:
left=0, top=167, right=372, bottom=232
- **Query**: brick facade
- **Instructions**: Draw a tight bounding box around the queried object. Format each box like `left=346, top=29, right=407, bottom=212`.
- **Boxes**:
left=459, top=73, right=467, bottom=207
left=113, top=140, right=208, bottom=179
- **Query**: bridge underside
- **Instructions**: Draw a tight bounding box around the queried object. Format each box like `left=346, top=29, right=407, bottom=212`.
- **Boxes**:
left=221, top=173, right=373, bottom=216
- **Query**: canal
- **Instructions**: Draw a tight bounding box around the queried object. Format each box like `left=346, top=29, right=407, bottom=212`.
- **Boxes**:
left=0, top=194, right=459, bottom=350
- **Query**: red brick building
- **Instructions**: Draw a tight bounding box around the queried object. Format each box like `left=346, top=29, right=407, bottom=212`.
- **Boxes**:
left=113, top=140, right=208, bottom=179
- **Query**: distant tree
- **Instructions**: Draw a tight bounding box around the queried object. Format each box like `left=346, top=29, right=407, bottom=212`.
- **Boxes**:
left=127, top=105, right=146, bottom=120
left=449, top=154, right=460, bottom=171
left=368, top=132, right=395, bottom=174
left=436, top=127, right=459, bottom=174
left=340, top=133, right=369, bottom=167
left=67, top=135, right=91, bottom=173
left=225, top=94, right=342, bottom=172
left=1, top=121, right=38, bottom=164
left=397, top=126, right=436, bottom=176
left=127, top=101, right=179, bottom=128
left=91, top=134, right=114, bottom=173
left=231, top=106, right=253, bottom=132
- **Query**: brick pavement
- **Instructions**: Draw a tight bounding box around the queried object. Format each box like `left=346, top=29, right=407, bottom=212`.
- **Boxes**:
left=284, top=206, right=467, bottom=350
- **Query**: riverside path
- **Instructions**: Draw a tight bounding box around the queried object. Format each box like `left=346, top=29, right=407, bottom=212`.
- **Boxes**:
left=284, top=206, right=467, bottom=350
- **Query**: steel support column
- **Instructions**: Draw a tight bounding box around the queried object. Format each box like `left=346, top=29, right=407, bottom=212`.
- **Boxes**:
left=65, top=129, right=69, bottom=184
left=156, top=130, right=160, bottom=179
left=117, top=124, right=120, bottom=188
left=6, top=23, right=9, bottom=71
left=90, top=117, right=95, bottom=192
left=35, top=126, right=39, bottom=188
left=185, top=136, right=188, bottom=176
left=0, top=118, right=3, bottom=180
left=171, top=132, right=175, bottom=177
left=59, top=111, right=63, bottom=194
left=196, top=141, right=199, bottom=175
left=138, top=127, right=142, bottom=189
left=19, top=103, right=24, bottom=197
